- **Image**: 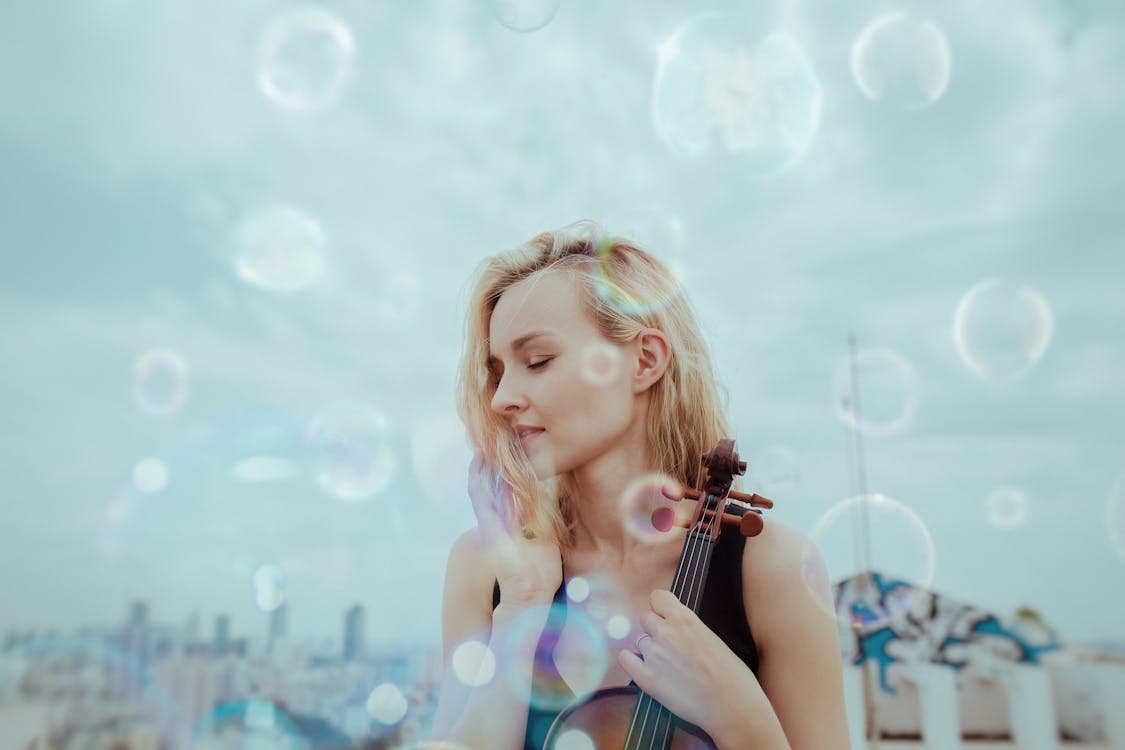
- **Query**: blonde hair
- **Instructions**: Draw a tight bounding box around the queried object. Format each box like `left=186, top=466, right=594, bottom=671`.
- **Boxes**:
left=455, top=221, right=733, bottom=548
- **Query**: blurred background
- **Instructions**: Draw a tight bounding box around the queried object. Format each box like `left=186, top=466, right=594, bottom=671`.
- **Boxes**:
left=1, top=0, right=1122, bottom=747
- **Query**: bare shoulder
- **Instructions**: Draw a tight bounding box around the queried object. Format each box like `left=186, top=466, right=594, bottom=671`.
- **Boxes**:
left=741, top=517, right=834, bottom=649
left=440, top=527, right=496, bottom=659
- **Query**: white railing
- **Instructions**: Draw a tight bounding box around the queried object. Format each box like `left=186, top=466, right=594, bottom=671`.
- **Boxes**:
left=842, top=660, right=1125, bottom=750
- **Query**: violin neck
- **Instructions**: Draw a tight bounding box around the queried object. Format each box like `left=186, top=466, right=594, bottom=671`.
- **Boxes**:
left=622, top=529, right=718, bottom=749
left=669, top=528, right=717, bottom=614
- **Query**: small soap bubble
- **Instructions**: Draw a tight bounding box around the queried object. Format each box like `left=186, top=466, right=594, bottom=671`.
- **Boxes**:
left=452, top=641, right=495, bottom=687
left=566, top=576, right=591, bottom=603
left=606, top=614, right=631, bottom=640
left=228, top=205, right=326, bottom=293
left=502, top=603, right=609, bottom=710
left=132, top=348, right=189, bottom=417
left=579, top=341, right=622, bottom=387
left=620, top=473, right=692, bottom=544
left=490, top=0, right=560, bottom=32
left=258, top=7, right=355, bottom=112
left=986, top=487, right=1028, bottom=529
left=851, top=12, right=952, bottom=111
left=132, top=458, right=168, bottom=494
left=366, top=682, right=408, bottom=726
left=554, top=729, right=596, bottom=750
left=653, top=12, right=822, bottom=180
left=305, top=402, right=396, bottom=502
left=833, top=348, right=917, bottom=436
left=810, top=494, right=934, bottom=629
left=253, top=564, right=286, bottom=612
left=953, top=280, right=1053, bottom=383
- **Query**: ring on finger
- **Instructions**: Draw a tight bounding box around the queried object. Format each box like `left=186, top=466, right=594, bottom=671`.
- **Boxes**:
left=635, top=633, right=652, bottom=651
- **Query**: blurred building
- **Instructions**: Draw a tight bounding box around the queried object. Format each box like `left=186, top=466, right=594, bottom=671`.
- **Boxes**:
left=343, top=606, right=365, bottom=662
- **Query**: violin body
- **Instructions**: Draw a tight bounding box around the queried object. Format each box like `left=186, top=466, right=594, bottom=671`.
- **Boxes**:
left=543, top=686, right=715, bottom=749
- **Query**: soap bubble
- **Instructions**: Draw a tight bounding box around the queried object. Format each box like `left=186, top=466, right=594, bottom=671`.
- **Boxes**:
left=132, top=348, right=189, bottom=417
left=258, top=7, right=355, bottom=112
left=653, top=12, right=822, bottom=180
left=305, top=403, right=396, bottom=502
left=620, top=473, right=693, bottom=544
left=490, top=0, right=560, bottom=32
left=851, top=11, right=952, bottom=111
left=502, top=603, right=609, bottom=710
left=366, top=682, right=408, bottom=726
left=228, top=205, right=326, bottom=293
left=953, top=280, right=1053, bottom=383
left=833, top=348, right=917, bottom=436
left=986, top=487, right=1027, bottom=529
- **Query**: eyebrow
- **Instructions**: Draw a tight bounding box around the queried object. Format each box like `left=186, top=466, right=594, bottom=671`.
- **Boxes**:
left=486, top=331, right=556, bottom=369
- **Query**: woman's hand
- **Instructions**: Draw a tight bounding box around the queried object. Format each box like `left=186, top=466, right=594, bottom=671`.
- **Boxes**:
left=468, top=450, right=562, bottom=610
left=617, top=590, right=766, bottom=738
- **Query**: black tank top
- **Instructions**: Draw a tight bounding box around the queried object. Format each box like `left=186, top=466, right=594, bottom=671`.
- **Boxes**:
left=490, top=524, right=760, bottom=749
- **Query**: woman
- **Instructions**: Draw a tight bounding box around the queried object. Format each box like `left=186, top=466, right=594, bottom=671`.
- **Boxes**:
left=429, top=222, right=849, bottom=749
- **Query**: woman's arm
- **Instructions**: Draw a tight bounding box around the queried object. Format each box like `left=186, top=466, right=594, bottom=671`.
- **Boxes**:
left=427, top=528, right=553, bottom=750
left=739, top=520, right=851, bottom=750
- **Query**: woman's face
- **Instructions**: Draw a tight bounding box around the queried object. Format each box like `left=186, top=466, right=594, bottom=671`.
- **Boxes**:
left=487, top=269, right=638, bottom=479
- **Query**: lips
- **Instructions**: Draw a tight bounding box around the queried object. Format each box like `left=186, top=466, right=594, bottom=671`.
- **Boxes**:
left=515, top=426, right=545, bottom=442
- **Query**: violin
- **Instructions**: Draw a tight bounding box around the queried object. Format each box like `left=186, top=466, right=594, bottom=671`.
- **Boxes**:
left=541, top=438, right=773, bottom=749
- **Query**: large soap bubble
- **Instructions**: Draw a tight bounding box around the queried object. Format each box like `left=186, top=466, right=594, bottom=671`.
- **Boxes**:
left=953, top=280, right=1053, bottom=383
left=489, top=0, right=560, bottom=32
left=228, top=205, right=327, bottom=293
left=851, top=11, right=952, bottom=111
left=653, top=12, right=822, bottom=181
left=833, top=348, right=917, bottom=436
left=305, top=402, right=396, bottom=502
left=257, top=7, right=356, bottom=113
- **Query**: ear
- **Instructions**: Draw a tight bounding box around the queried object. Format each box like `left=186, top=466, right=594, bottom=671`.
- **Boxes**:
left=631, top=328, right=672, bottom=393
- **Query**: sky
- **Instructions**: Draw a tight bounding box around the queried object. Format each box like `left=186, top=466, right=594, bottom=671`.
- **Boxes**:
left=0, top=0, right=1123, bottom=649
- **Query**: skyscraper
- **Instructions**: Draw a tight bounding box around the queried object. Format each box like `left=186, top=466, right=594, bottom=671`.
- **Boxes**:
left=214, top=614, right=231, bottom=658
left=343, top=605, right=365, bottom=662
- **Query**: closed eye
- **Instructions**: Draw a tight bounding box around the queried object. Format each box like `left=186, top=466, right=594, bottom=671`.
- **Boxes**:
left=528, top=358, right=552, bottom=370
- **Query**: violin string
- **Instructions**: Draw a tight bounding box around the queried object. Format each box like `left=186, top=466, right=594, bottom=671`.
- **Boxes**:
left=628, top=506, right=713, bottom=748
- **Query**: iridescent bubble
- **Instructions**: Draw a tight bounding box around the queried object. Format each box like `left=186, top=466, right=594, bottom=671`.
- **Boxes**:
left=579, top=341, right=623, bottom=387
left=653, top=12, right=822, bottom=181
left=451, top=640, right=495, bottom=687
left=132, top=457, right=168, bottom=494
left=490, top=0, right=560, bottom=32
left=833, top=348, right=917, bottom=436
left=228, top=205, right=326, bottom=293
left=132, top=347, right=189, bottom=417
left=253, top=564, right=286, bottom=612
left=606, top=614, right=631, bottom=640
left=305, top=402, right=396, bottom=502
left=752, top=444, right=800, bottom=495
left=851, top=12, right=952, bottom=111
left=953, top=280, right=1054, bottom=383
left=366, top=682, right=408, bottom=726
left=986, top=487, right=1028, bottom=529
left=502, top=603, right=609, bottom=711
left=1107, top=473, right=1125, bottom=563
left=590, top=235, right=682, bottom=316
left=554, top=729, right=597, bottom=750
left=809, top=494, right=935, bottom=628
left=257, top=7, right=355, bottom=112
left=565, top=576, right=591, bottom=603
left=619, top=473, right=693, bottom=544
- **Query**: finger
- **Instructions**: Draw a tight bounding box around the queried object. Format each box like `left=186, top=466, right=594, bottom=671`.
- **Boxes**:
left=649, top=589, right=685, bottom=618
left=661, top=478, right=684, bottom=501
left=640, top=611, right=663, bottom=636
left=617, top=648, right=651, bottom=689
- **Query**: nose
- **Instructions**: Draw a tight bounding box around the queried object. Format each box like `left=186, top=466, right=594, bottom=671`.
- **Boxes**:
left=490, top=373, right=527, bottom=415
